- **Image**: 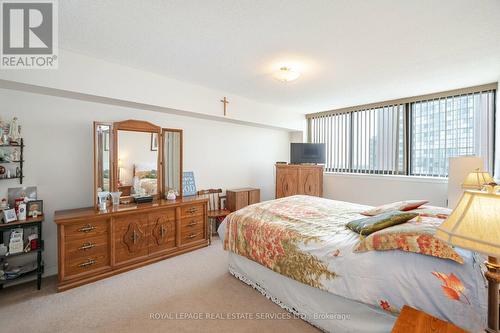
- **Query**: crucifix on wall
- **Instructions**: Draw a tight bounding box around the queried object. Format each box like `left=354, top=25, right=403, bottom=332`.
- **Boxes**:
left=220, top=96, right=229, bottom=116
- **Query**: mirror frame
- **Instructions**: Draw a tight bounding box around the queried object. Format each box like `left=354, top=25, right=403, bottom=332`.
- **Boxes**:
left=161, top=128, right=183, bottom=198
left=112, top=119, right=163, bottom=200
left=93, top=121, right=114, bottom=208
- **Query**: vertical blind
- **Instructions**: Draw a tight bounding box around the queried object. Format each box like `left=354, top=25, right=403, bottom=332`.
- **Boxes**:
left=310, top=105, right=405, bottom=174
left=410, top=91, right=495, bottom=177
left=307, top=84, right=496, bottom=177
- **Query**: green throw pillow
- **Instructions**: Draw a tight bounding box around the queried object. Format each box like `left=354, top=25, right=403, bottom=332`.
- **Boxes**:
left=347, top=211, right=418, bottom=236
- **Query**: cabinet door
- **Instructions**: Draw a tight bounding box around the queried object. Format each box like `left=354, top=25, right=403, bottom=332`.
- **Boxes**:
left=148, top=209, right=176, bottom=255
left=113, top=213, right=149, bottom=266
left=298, top=168, right=322, bottom=196
left=248, top=189, right=260, bottom=205
left=234, top=191, right=249, bottom=211
left=276, top=167, right=298, bottom=198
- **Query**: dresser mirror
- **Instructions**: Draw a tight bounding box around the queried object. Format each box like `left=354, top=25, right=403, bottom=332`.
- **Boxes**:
left=162, top=128, right=183, bottom=196
left=113, top=120, right=162, bottom=200
left=94, top=122, right=113, bottom=207
left=93, top=119, right=183, bottom=207
left=116, top=130, right=160, bottom=198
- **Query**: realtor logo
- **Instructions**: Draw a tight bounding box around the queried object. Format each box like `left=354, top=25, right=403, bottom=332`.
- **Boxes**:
left=1, top=0, right=58, bottom=69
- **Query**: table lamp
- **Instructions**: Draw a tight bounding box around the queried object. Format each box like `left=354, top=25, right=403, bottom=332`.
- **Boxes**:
left=462, top=169, right=494, bottom=190
left=436, top=188, right=500, bottom=333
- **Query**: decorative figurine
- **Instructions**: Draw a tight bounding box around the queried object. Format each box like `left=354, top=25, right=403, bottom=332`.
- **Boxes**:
left=166, top=190, right=177, bottom=200
left=8, top=117, right=21, bottom=143
left=11, top=149, right=20, bottom=161
left=0, top=198, right=8, bottom=209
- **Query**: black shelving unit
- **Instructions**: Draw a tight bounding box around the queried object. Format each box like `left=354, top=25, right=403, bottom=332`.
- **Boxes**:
left=0, top=216, right=44, bottom=290
left=0, top=138, right=24, bottom=184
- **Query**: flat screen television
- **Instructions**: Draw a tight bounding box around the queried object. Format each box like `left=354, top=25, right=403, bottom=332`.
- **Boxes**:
left=290, top=143, right=325, bottom=164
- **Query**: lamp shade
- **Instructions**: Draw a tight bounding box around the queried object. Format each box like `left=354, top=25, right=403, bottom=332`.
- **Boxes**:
left=462, top=169, right=494, bottom=189
left=436, top=190, right=500, bottom=257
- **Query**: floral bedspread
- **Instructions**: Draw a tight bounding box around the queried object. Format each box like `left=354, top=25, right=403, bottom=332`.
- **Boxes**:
left=222, top=195, right=487, bottom=332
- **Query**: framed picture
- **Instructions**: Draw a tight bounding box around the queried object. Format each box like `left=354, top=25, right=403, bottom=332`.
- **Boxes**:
left=150, top=133, right=158, bottom=151
left=27, top=200, right=43, bottom=217
left=182, top=171, right=197, bottom=196
left=2, top=208, right=17, bottom=223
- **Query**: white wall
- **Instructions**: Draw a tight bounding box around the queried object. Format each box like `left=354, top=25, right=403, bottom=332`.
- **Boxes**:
left=0, top=88, right=289, bottom=276
left=0, top=50, right=305, bottom=131
left=323, top=173, right=448, bottom=207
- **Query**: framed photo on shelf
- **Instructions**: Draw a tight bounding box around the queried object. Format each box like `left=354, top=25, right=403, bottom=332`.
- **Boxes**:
left=2, top=208, right=17, bottom=223
left=27, top=200, right=43, bottom=217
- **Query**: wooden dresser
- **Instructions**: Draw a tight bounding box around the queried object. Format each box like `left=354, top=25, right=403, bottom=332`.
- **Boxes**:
left=55, top=197, right=208, bottom=291
left=226, top=188, right=260, bottom=211
left=275, top=164, right=323, bottom=198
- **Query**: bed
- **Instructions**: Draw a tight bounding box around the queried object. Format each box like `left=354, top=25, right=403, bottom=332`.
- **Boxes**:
left=132, top=163, right=157, bottom=195
left=218, top=195, right=487, bottom=333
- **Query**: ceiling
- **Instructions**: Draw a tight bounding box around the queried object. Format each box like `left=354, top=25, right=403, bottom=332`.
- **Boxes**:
left=60, top=0, right=500, bottom=114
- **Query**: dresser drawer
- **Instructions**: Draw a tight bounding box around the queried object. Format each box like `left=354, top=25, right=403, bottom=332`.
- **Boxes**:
left=66, top=235, right=108, bottom=261
left=64, top=219, right=109, bottom=241
left=181, top=216, right=204, bottom=229
left=180, top=226, right=205, bottom=245
left=65, top=253, right=110, bottom=277
left=180, top=204, right=204, bottom=218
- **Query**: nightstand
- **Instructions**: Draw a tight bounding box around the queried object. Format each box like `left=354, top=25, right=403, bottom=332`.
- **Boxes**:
left=392, top=305, right=468, bottom=333
left=226, top=188, right=260, bottom=212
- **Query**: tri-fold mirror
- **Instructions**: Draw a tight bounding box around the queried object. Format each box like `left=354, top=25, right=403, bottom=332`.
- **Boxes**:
left=93, top=120, right=183, bottom=207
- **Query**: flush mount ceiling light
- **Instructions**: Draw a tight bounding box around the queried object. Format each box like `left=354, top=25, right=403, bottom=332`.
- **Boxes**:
left=274, top=66, right=301, bottom=82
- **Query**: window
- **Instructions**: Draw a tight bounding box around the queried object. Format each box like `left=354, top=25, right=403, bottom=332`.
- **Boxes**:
left=307, top=84, right=496, bottom=177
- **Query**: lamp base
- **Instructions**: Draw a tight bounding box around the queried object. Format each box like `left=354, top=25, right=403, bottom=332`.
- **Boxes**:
left=485, top=257, right=500, bottom=333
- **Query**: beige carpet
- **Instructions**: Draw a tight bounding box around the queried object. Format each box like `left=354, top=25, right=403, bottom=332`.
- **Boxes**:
left=0, top=238, right=319, bottom=333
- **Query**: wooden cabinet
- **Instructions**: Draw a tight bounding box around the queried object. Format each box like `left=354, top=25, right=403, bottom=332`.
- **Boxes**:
left=55, top=197, right=208, bottom=292
left=113, top=213, right=149, bottom=266
left=226, top=188, right=260, bottom=211
left=148, top=209, right=176, bottom=256
left=275, top=164, right=323, bottom=198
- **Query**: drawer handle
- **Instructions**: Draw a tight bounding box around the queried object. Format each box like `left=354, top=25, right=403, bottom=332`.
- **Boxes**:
left=131, top=231, right=139, bottom=243
left=79, top=242, right=96, bottom=251
left=78, top=224, right=96, bottom=233
left=79, top=258, right=97, bottom=268
left=187, top=233, right=199, bottom=239
left=186, top=207, right=198, bottom=214
left=160, top=225, right=166, bottom=237
left=187, top=221, right=198, bottom=227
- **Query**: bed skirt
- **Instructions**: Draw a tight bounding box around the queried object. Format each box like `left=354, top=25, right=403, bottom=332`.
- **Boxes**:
left=228, top=252, right=397, bottom=333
